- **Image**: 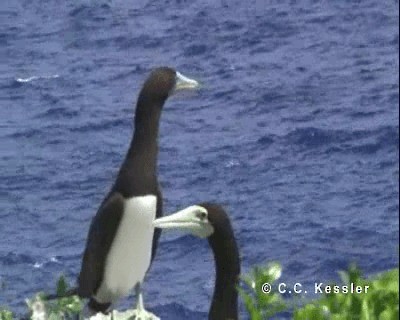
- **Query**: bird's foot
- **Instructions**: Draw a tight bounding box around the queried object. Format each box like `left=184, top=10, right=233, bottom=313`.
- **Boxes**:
left=130, top=309, right=160, bottom=320
left=130, top=283, right=159, bottom=320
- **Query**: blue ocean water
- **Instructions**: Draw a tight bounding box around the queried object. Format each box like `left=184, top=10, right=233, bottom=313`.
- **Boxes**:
left=0, top=0, right=398, bottom=318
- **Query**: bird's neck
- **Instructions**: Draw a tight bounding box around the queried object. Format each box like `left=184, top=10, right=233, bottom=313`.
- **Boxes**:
left=126, top=95, right=164, bottom=174
left=209, top=231, right=240, bottom=320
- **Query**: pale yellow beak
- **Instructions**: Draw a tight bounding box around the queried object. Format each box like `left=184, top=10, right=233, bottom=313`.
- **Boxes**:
left=175, top=71, right=199, bottom=91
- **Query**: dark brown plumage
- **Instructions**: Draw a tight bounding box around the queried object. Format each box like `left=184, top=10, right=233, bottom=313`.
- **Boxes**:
left=200, top=203, right=241, bottom=320
left=77, top=67, right=197, bottom=315
left=153, top=203, right=241, bottom=320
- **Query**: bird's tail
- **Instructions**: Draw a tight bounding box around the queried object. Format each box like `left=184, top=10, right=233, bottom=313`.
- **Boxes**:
left=43, top=287, right=78, bottom=300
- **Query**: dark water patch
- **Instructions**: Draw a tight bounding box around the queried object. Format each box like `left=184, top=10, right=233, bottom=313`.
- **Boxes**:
left=307, top=14, right=335, bottom=25
left=348, top=110, right=385, bottom=119
left=68, top=2, right=111, bottom=19
left=29, top=30, right=62, bottom=41
left=222, top=20, right=243, bottom=31
left=261, top=91, right=286, bottom=104
left=316, top=256, right=356, bottom=279
left=71, top=118, right=127, bottom=133
left=2, top=79, right=24, bottom=90
left=377, top=126, right=399, bottom=149
left=68, top=59, right=97, bottom=74
left=350, top=143, right=380, bottom=155
left=183, top=44, right=208, bottom=57
left=284, top=260, right=311, bottom=280
left=354, top=58, right=373, bottom=67
left=283, top=126, right=398, bottom=155
left=134, top=34, right=165, bottom=49
left=256, top=134, right=275, bottom=146
left=158, top=234, right=199, bottom=247
left=212, top=88, right=237, bottom=100
left=256, top=17, right=298, bottom=39
left=0, top=252, right=34, bottom=266
left=107, top=68, right=142, bottom=82
left=7, top=128, right=44, bottom=139
left=281, top=113, right=318, bottom=124
left=285, top=127, right=348, bottom=148
left=377, top=159, right=397, bottom=170
left=40, top=92, right=61, bottom=106
left=36, top=106, right=79, bottom=120
left=385, top=204, right=399, bottom=215
left=159, top=146, right=179, bottom=158
left=387, top=92, right=399, bottom=105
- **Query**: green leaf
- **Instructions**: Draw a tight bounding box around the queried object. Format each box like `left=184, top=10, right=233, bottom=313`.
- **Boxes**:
left=360, top=298, right=370, bottom=320
left=56, top=275, right=68, bottom=296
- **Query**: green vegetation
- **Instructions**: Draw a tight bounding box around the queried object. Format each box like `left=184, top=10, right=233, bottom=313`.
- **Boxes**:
left=0, top=276, right=82, bottom=320
left=1, top=265, right=398, bottom=319
left=40, top=275, right=82, bottom=319
left=238, top=262, right=286, bottom=319
left=239, top=263, right=399, bottom=320
left=294, top=266, right=399, bottom=320
left=0, top=309, right=13, bottom=320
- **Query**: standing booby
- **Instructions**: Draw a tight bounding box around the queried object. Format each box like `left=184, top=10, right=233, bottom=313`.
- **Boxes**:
left=77, top=67, right=199, bottom=318
left=153, top=203, right=241, bottom=320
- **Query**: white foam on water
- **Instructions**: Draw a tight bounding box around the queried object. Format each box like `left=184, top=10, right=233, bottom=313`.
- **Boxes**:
left=16, top=74, right=59, bottom=83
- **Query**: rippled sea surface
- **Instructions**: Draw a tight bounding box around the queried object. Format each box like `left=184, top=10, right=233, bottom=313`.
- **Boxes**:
left=1, top=0, right=399, bottom=318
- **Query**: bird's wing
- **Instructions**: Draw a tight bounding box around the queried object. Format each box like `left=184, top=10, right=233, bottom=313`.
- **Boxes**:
left=150, top=188, right=163, bottom=263
left=77, top=192, right=125, bottom=297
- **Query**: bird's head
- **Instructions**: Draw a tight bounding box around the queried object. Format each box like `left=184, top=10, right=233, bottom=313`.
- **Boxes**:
left=153, top=203, right=231, bottom=239
left=140, top=67, right=199, bottom=102
left=153, top=205, right=213, bottom=238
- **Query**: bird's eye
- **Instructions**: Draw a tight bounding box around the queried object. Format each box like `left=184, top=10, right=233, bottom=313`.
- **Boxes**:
left=197, top=211, right=207, bottom=220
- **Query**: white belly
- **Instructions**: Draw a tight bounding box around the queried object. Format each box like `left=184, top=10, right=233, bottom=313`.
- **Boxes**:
left=95, top=195, right=157, bottom=303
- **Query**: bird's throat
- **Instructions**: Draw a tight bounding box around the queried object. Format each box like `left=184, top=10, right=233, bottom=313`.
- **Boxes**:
left=127, top=99, right=163, bottom=173
left=209, top=234, right=240, bottom=320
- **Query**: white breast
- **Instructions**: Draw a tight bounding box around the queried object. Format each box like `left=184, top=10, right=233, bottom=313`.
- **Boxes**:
left=95, top=195, right=157, bottom=303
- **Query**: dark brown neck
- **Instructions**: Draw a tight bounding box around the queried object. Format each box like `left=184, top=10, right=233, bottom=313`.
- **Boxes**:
left=128, top=95, right=163, bottom=171
left=115, top=93, right=165, bottom=196
left=208, top=227, right=240, bottom=320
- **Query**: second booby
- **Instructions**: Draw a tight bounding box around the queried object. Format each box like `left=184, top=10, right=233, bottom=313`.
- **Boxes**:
left=153, top=203, right=241, bottom=320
